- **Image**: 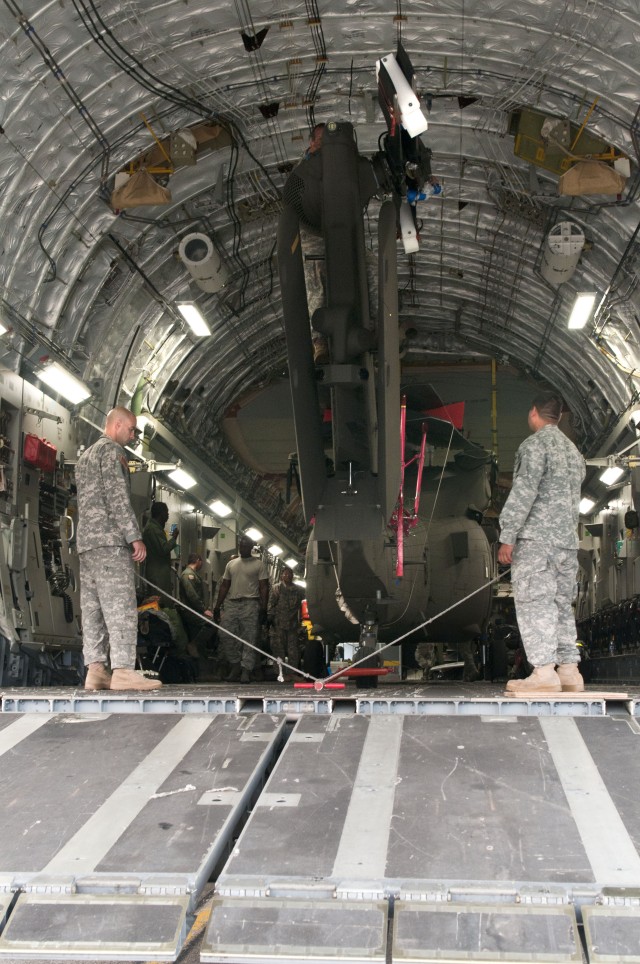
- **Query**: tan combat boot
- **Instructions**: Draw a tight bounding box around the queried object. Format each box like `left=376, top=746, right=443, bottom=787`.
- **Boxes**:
left=84, top=662, right=112, bottom=690
left=110, top=668, right=162, bottom=691
left=505, top=664, right=562, bottom=694
left=556, top=663, right=584, bottom=692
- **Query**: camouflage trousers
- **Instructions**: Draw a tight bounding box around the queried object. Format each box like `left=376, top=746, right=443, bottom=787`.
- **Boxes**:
left=79, top=546, right=138, bottom=669
left=511, top=540, right=580, bottom=667
left=219, top=598, right=260, bottom=671
left=270, top=626, right=300, bottom=669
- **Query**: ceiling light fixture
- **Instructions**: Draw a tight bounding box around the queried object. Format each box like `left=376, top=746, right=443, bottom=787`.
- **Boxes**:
left=267, top=544, right=283, bottom=556
left=176, top=302, right=211, bottom=337
left=209, top=499, right=232, bottom=518
left=567, top=292, right=597, bottom=330
left=244, top=527, right=263, bottom=542
left=0, top=320, right=7, bottom=335
left=168, top=466, right=197, bottom=489
left=599, top=466, right=625, bottom=486
left=579, top=497, right=596, bottom=514
left=34, top=361, right=92, bottom=405
left=294, top=578, right=307, bottom=588
left=284, top=557, right=298, bottom=569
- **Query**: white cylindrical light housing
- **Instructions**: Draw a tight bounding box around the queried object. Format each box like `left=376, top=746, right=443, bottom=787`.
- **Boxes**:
left=178, top=232, right=227, bottom=293
left=540, top=221, right=585, bottom=286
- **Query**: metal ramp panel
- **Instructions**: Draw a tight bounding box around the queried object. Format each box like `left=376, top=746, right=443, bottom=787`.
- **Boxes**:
left=201, top=895, right=388, bottom=964
left=356, top=695, right=608, bottom=716
left=0, top=895, right=11, bottom=933
left=211, top=713, right=640, bottom=963
left=2, top=684, right=635, bottom=718
left=583, top=904, right=640, bottom=963
left=0, top=893, right=190, bottom=961
left=1, top=690, right=243, bottom=714
left=1, top=688, right=337, bottom=716
left=0, top=711, right=285, bottom=961
left=216, top=713, right=640, bottom=900
left=391, top=901, right=582, bottom=963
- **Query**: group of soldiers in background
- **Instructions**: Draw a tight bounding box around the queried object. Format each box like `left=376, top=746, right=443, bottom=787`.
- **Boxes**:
left=138, top=516, right=307, bottom=684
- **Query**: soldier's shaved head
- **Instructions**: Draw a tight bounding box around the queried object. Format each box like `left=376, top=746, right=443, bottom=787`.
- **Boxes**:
left=105, top=406, right=137, bottom=447
left=105, top=406, right=135, bottom=428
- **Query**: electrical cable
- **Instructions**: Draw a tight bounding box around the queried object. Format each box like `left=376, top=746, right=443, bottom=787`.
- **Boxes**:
left=70, top=0, right=287, bottom=301
left=74, top=0, right=281, bottom=195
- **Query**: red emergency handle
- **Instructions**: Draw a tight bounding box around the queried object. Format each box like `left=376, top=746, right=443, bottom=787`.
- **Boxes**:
left=294, top=682, right=346, bottom=689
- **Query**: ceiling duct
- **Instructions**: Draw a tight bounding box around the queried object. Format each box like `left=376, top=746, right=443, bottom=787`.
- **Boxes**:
left=540, top=221, right=585, bottom=286
left=178, top=233, right=227, bottom=293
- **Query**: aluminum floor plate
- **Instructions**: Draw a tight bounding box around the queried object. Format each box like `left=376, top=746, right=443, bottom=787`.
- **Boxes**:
left=582, top=905, right=640, bottom=963
left=217, top=714, right=640, bottom=899
left=0, top=712, right=285, bottom=960
left=2, top=707, right=640, bottom=962
left=0, top=893, right=190, bottom=961
left=201, top=896, right=388, bottom=964
left=392, top=901, right=582, bottom=964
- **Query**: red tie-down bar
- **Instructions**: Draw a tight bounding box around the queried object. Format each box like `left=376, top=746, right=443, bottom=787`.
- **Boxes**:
left=388, top=395, right=427, bottom=578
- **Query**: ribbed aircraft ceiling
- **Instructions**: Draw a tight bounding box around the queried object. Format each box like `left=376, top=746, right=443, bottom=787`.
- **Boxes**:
left=1, top=0, right=639, bottom=547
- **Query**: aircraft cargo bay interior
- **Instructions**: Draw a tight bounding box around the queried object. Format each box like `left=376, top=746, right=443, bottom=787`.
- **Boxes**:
left=2, top=0, right=640, bottom=961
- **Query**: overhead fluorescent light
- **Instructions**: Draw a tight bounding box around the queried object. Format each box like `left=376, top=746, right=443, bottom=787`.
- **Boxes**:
left=0, top=320, right=7, bottom=335
left=284, top=557, right=299, bottom=569
left=579, top=497, right=596, bottom=514
left=177, top=302, right=211, bottom=337
left=244, top=527, right=263, bottom=542
left=267, top=544, right=283, bottom=556
left=168, top=466, right=197, bottom=489
left=209, top=499, right=232, bottom=518
left=568, top=292, right=596, bottom=330
left=294, top=578, right=307, bottom=588
left=34, top=361, right=92, bottom=404
left=599, top=466, right=625, bottom=486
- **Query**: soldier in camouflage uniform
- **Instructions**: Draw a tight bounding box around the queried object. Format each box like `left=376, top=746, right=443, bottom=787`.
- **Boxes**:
left=214, top=535, right=269, bottom=683
left=76, top=407, right=162, bottom=691
left=498, top=391, right=585, bottom=693
left=179, top=553, right=213, bottom=637
left=267, top=566, right=305, bottom=676
left=179, top=553, right=218, bottom=670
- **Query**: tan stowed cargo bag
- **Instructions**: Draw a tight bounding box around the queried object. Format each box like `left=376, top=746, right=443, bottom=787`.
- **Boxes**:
left=111, top=168, right=172, bottom=209
left=558, top=159, right=627, bottom=196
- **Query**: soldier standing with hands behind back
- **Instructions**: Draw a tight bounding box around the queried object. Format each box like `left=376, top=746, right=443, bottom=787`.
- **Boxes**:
left=497, top=391, right=585, bottom=694
left=179, top=553, right=219, bottom=669
left=76, top=406, right=162, bottom=691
